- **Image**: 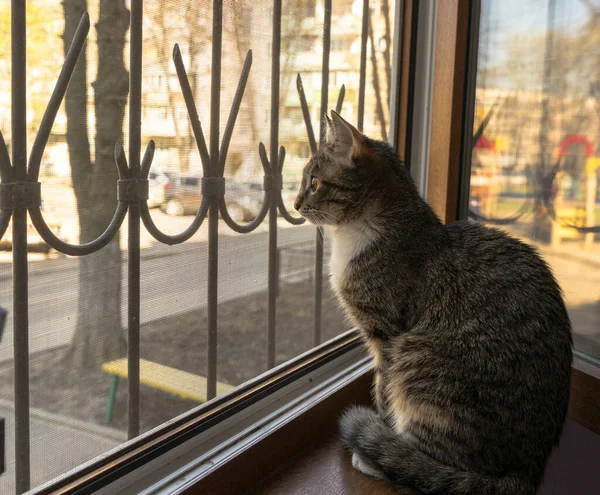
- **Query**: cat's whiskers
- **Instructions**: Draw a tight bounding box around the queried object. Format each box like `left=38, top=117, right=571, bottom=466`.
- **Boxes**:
left=316, top=209, right=340, bottom=224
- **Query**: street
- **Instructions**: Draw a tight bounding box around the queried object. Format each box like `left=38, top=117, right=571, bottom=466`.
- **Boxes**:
left=0, top=218, right=318, bottom=363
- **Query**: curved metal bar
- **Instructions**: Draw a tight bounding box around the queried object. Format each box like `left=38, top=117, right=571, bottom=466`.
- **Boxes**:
left=469, top=165, right=532, bottom=225
left=0, top=129, right=13, bottom=182
left=277, top=146, right=305, bottom=225
left=335, top=84, right=345, bottom=114
left=278, top=197, right=305, bottom=225
left=542, top=168, right=600, bottom=233
left=0, top=209, right=12, bottom=240
left=259, top=141, right=271, bottom=172
left=26, top=136, right=130, bottom=256
left=472, top=100, right=499, bottom=146
left=173, top=43, right=210, bottom=175
left=29, top=202, right=127, bottom=256
left=140, top=140, right=155, bottom=179
left=357, top=0, right=369, bottom=131
left=114, top=141, right=130, bottom=179
left=296, top=74, right=318, bottom=155
left=219, top=50, right=252, bottom=175
left=218, top=194, right=270, bottom=234
left=543, top=195, right=600, bottom=233
left=28, top=12, right=90, bottom=181
left=468, top=201, right=530, bottom=225
left=277, top=145, right=285, bottom=174
left=218, top=141, right=271, bottom=233
left=468, top=164, right=533, bottom=225
left=140, top=196, right=210, bottom=245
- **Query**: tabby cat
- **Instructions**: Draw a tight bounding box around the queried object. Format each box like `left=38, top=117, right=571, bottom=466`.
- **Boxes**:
left=293, top=111, right=572, bottom=495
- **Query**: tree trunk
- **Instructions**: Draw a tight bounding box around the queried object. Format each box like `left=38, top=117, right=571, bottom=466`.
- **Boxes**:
left=369, top=22, right=387, bottom=141
left=62, top=0, right=91, bottom=192
left=156, top=5, right=188, bottom=171
left=62, top=0, right=129, bottom=369
left=381, top=0, right=392, bottom=100
left=186, top=2, right=201, bottom=170
left=230, top=0, right=259, bottom=174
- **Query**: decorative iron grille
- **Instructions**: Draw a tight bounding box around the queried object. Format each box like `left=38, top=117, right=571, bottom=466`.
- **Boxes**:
left=0, top=0, right=378, bottom=492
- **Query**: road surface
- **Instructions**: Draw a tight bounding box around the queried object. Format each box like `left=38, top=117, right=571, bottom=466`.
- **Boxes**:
left=0, top=223, right=320, bottom=363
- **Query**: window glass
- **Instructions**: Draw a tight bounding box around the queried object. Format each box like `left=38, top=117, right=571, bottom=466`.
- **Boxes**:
left=467, top=0, right=600, bottom=361
left=0, top=0, right=397, bottom=492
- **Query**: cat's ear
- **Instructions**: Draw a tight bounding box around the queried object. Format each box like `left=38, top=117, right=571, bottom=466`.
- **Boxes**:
left=324, top=113, right=335, bottom=146
left=329, top=110, right=366, bottom=163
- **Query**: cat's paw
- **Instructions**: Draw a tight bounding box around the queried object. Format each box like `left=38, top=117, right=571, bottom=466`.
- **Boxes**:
left=351, top=452, right=386, bottom=480
left=339, top=405, right=381, bottom=450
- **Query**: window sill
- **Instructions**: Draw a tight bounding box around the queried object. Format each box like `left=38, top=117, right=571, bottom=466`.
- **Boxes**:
left=250, top=419, right=600, bottom=495
left=180, top=356, right=600, bottom=495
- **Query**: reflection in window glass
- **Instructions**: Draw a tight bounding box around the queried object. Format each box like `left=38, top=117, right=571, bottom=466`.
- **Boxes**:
left=468, top=0, right=600, bottom=360
left=0, top=0, right=396, bottom=492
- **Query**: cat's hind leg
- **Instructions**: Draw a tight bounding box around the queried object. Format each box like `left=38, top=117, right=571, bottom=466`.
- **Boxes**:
left=340, top=405, right=534, bottom=495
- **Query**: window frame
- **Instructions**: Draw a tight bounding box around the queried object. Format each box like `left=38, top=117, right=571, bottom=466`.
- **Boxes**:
left=28, top=1, right=600, bottom=493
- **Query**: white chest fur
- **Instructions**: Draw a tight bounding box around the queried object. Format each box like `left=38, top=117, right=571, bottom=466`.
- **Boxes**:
left=329, top=222, right=379, bottom=294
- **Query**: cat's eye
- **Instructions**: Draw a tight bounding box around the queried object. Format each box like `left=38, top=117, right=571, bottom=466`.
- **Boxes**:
left=310, top=177, right=320, bottom=191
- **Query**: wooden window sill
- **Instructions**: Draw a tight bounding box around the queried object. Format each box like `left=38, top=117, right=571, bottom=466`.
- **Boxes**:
left=177, top=356, right=600, bottom=495
left=250, top=419, right=600, bottom=495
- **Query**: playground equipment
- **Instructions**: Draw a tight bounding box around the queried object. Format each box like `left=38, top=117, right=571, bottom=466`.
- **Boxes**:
left=552, top=135, right=599, bottom=248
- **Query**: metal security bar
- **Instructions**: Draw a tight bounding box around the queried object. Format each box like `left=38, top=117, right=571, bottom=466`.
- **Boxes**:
left=0, top=0, right=373, bottom=492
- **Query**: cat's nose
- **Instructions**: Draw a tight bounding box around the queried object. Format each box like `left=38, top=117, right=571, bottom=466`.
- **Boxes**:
left=293, top=194, right=302, bottom=211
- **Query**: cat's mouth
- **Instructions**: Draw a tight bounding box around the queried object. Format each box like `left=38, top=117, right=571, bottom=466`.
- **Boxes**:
left=297, top=208, right=318, bottom=225
left=298, top=208, right=338, bottom=226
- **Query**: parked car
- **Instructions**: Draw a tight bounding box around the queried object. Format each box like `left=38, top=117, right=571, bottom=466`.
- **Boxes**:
left=225, top=182, right=264, bottom=222
left=147, top=170, right=172, bottom=208
left=246, top=181, right=300, bottom=215
left=160, top=174, right=263, bottom=221
left=0, top=208, right=63, bottom=254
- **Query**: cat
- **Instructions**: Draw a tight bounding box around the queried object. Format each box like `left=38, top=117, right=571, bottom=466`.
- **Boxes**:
left=293, top=111, right=572, bottom=495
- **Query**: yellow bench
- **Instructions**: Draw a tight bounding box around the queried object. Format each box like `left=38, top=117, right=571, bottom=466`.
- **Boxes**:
left=102, top=358, right=235, bottom=423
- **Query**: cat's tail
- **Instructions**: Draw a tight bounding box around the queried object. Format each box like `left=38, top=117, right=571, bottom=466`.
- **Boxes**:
left=340, top=406, right=535, bottom=495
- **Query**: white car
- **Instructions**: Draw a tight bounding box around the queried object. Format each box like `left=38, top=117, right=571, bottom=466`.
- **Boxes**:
left=148, top=171, right=172, bottom=208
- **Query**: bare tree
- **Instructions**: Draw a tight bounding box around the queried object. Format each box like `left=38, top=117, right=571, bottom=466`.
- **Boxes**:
left=381, top=0, right=392, bottom=94
left=369, top=20, right=387, bottom=141
left=229, top=0, right=259, bottom=160
left=62, top=0, right=129, bottom=369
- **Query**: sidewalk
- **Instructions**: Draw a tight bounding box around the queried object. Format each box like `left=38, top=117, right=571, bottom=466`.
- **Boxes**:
left=0, top=399, right=125, bottom=494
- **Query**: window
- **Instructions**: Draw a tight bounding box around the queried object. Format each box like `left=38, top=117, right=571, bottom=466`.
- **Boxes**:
left=464, top=0, right=600, bottom=362
left=0, top=0, right=398, bottom=493
left=331, top=39, right=345, bottom=51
